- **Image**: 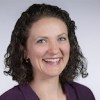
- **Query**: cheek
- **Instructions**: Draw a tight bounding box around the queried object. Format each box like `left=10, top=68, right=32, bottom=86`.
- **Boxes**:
left=60, top=43, right=70, bottom=55
left=28, top=46, right=47, bottom=59
left=27, top=46, right=48, bottom=69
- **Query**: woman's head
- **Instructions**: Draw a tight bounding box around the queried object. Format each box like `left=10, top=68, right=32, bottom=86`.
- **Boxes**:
left=25, top=17, right=70, bottom=80
left=4, top=3, right=88, bottom=84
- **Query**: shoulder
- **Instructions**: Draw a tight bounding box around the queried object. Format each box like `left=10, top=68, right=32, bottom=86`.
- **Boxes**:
left=71, top=82, right=93, bottom=93
left=0, top=85, right=24, bottom=100
left=64, top=82, right=95, bottom=100
left=70, top=82, right=95, bottom=100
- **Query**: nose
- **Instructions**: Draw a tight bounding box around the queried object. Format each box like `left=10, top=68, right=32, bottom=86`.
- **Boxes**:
left=48, top=41, right=60, bottom=55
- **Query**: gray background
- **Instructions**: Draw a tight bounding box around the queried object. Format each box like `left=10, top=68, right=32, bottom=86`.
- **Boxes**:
left=0, top=0, right=100, bottom=100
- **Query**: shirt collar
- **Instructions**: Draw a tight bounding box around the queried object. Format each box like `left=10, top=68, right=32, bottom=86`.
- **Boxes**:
left=64, top=83, right=78, bottom=100
left=19, top=84, right=40, bottom=100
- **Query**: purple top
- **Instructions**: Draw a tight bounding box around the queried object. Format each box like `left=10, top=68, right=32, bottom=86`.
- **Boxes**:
left=0, top=82, right=95, bottom=100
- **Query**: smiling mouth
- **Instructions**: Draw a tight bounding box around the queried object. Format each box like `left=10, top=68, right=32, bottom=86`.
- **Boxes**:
left=43, top=58, right=61, bottom=66
left=43, top=58, right=61, bottom=63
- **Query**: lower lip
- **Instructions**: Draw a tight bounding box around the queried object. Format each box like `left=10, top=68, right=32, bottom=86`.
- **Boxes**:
left=43, top=59, right=61, bottom=66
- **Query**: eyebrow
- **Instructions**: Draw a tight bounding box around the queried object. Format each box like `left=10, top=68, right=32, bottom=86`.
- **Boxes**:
left=58, top=33, right=68, bottom=37
left=34, top=33, right=68, bottom=41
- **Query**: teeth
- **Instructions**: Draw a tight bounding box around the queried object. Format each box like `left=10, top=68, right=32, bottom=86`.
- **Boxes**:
left=44, top=58, right=60, bottom=62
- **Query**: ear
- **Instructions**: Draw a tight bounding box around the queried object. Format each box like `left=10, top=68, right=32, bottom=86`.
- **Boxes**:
left=23, top=48, right=28, bottom=60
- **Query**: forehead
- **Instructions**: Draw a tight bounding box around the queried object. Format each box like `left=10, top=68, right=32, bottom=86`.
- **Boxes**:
left=29, top=17, right=68, bottom=37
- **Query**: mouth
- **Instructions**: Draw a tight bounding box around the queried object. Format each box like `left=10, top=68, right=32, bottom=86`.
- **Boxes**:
left=43, top=58, right=62, bottom=66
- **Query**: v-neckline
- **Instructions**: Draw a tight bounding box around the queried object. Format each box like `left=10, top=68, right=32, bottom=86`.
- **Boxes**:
left=19, top=83, right=77, bottom=100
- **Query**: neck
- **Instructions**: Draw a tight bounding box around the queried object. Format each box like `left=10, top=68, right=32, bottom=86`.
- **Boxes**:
left=29, top=75, right=63, bottom=99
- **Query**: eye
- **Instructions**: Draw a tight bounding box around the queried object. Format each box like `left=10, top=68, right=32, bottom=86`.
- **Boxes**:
left=58, top=37, right=66, bottom=41
left=37, top=39, right=46, bottom=43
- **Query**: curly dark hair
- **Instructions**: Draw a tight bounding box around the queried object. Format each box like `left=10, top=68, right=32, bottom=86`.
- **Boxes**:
left=4, top=3, right=88, bottom=84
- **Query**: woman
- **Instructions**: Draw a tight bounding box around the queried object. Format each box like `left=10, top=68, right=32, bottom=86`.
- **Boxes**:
left=0, top=3, right=95, bottom=100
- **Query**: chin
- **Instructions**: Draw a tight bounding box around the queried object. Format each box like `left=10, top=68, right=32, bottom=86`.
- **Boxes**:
left=44, top=69, right=63, bottom=77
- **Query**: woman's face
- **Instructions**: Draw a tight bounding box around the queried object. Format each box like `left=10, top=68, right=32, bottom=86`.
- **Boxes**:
left=25, top=17, right=70, bottom=78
